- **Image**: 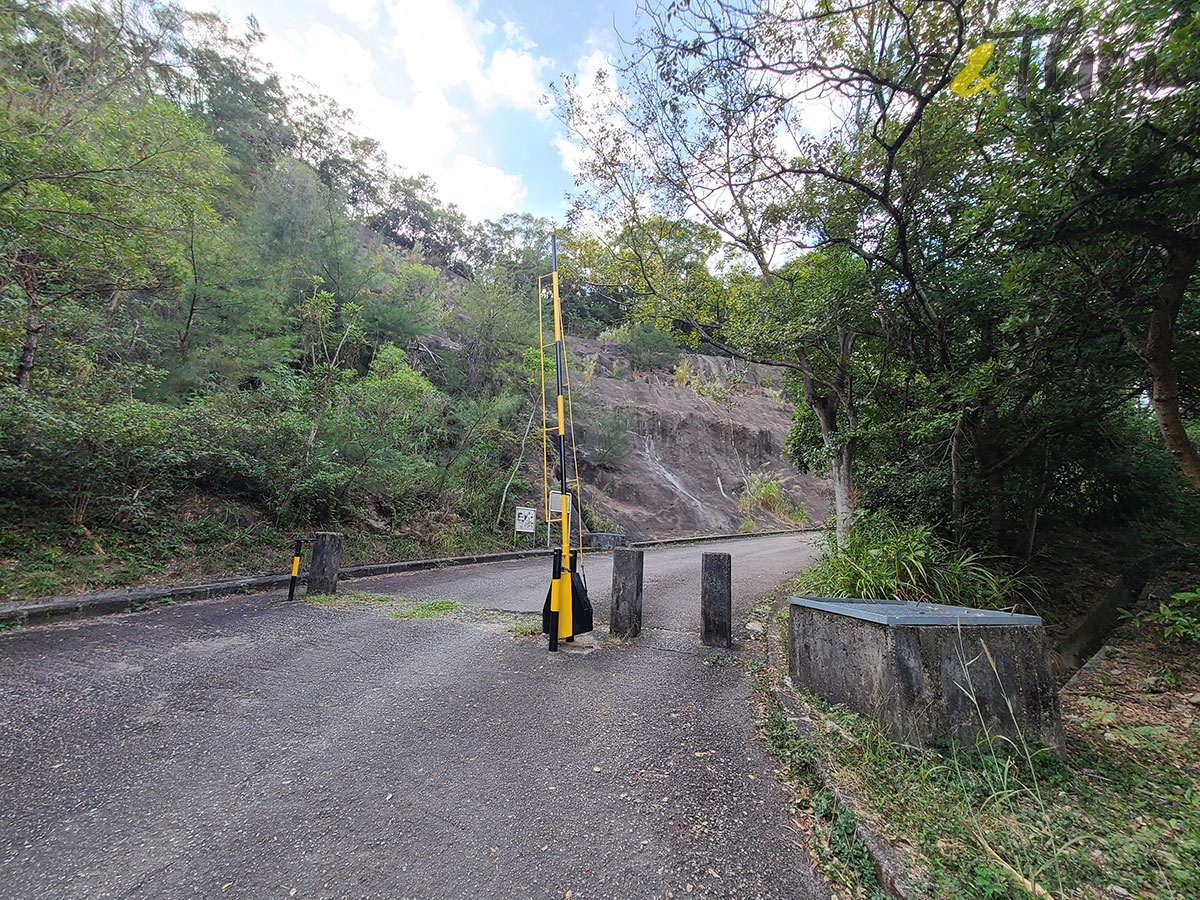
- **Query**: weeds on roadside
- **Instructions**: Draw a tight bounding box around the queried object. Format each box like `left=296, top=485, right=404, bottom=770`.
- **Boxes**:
left=753, top=678, right=888, bottom=898
left=507, top=617, right=541, bottom=636
left=788, top=640, right=1200, bottom=899
left=705, top=650, right=741, bottom=668
left=739, top=470, right=807, bottom=525
left=796, top=512, right=1036, bottom=611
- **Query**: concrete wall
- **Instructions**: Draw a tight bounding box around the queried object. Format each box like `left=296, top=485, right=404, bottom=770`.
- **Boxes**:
left=788, top=605, right=1065, bottom=753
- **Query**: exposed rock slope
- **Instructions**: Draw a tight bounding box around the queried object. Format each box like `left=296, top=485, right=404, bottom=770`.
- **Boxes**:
left=527, top=337, right=829, bottom=541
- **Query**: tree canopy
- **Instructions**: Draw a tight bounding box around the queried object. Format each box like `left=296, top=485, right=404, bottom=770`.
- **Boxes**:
left=562, top=0, right=1199, bottom=549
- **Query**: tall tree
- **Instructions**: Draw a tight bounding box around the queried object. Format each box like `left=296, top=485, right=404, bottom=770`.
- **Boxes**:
left=0, top=0, right=224, bottom=389
left=995, top=0, right=1200, bottom=489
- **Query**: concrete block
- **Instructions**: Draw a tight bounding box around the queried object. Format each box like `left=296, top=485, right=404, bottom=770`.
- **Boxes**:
left=307, top=532, right=344, bottom=596
left=583, top=532, right=627, bottom=550
left=701, top=552, right=732, bottom=648
left=610, top=548, right=643, bottom=638
left=787, top=597, right=1065, bottom=753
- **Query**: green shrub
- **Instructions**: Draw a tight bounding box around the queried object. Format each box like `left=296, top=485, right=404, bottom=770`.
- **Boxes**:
left=588, top=406, right=634, bottom=468
left=597, top=324, right=629, bottom=343
left=1129, top=590, right=1200, bottom=644
left=673, top=358, right=691, bottom=386
left=621, top=324, right=681, bottom=371
left=797, top=513, right=1035, bottom=610
left=583, top=502, right=622, bottom=534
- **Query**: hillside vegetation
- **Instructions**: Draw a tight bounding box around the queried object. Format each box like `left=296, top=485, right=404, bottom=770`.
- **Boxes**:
left=0, top=0, right=633, bottom=598
left=0, top=0, right=826, bottom=601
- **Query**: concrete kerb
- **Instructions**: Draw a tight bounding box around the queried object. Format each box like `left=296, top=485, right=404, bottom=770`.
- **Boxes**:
left=630, top=526, right=819, bottom=549
left=0, top=529, right=821, bottom=630
left=762, top=595, right=926, bottom=900
left=0, top=548, right=555, bottom=629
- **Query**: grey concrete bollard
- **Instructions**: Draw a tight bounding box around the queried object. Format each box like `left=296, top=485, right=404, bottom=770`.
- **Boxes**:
left=307, top=532, right=343, bottom=596
left=610, top=548, right=644, bottom=639
left=701, top=552, right=732, bottom=647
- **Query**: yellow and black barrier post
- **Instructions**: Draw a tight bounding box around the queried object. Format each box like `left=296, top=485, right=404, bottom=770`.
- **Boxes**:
left=539, top=234, right=593, bottom=651
left=286, top=538, right=314, bottom=602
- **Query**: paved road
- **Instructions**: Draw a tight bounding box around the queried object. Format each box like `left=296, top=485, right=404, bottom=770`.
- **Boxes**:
left=0, top=535, right=824, bottom=900
left=349, top=534, right=818, bottom=633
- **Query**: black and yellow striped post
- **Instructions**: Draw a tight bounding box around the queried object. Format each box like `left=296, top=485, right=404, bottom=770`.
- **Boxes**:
left=286, top=538, right=313, bottom=602
left=539, top=235, right=592, bottom=651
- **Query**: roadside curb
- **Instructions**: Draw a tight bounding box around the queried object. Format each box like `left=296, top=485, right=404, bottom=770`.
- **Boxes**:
left=338, top=548, right=553, bottom=580
left=0, top=548, right=556, bottom=629
left=0, top=530, right=820, bottom=629
left=630, top=527, right=819, bottom=548
left=773, top=688, right=927, bottom=900
left=762, top=596, right=925, bottom=900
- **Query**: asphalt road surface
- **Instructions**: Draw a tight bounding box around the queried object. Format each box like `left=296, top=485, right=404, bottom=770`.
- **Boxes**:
left=349, top=533, right=819, bottom=632
left=1, top=534, right=825, bottom=900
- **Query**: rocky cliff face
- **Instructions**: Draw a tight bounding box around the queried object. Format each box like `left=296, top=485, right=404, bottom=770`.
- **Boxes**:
left=532, top=337, right=829, bottom=541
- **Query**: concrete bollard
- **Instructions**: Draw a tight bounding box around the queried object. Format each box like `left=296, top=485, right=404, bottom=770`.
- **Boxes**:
left=307, top=532, right=343, bottom=596
left=610, top=548, right=644, bottom=639
left=701, top=552, right=732, bottom=647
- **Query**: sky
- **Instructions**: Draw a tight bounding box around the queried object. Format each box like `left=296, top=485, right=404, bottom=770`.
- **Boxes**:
left=203, top=0, right=639, bottom=223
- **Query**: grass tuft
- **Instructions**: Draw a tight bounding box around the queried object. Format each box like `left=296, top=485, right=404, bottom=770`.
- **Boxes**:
left=390, top=599, right=464, bottom=619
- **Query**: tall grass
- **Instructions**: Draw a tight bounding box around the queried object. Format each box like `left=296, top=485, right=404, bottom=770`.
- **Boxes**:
left=673, top=357, right=691, bottom=387
left=739, top=469, right=807, bottom=524
left=797, top=513, right=1036, bottom=610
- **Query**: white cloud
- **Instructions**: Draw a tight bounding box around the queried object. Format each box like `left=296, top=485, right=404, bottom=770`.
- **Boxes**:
left=552, top=132, right=585, bottom=178
left=479, top=47, right=551, bottom=117
left=554, top=49, right=621, bottom=177
left=502, top=20, right=534, bottom=50
left=440, top=154, right=527, bottom=218
left=326, top=0, right=378, bottom=30
left=385, top=0, right=548, bottom=117
left=386, top=0, right=487, bottom=94
left=231, top=1, right=553, bottom=221
left=265, top=23, right=376, bottom=92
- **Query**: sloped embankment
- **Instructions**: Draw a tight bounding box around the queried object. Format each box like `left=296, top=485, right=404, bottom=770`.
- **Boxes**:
left=555, top=338, right=828, bottom=540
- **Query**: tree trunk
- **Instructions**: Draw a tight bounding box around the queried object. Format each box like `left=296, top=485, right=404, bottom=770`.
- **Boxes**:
left=1145, top=310, right=1200, bottom=490
left=830, top=442, right=854, bottom=543
left=796, top=341, right=856, bottom=543
left=970, top=406, right=1013, bottom=550
left=1142, top=245, right=1200, bottom=491
left=15, top=289, right=41, bottom=390
left=495, top=404, right=538, bottom=530
left=950, top=414, right=965, bottom=528
left=809, top=391, right=854, bottom=542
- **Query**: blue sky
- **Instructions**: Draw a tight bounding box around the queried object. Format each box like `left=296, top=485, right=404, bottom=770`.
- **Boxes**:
left=204, top=0, right=639, bottom=222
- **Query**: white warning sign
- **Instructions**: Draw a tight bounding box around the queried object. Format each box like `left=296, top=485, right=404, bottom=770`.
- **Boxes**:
left=514, top=506, right=536, bottom=533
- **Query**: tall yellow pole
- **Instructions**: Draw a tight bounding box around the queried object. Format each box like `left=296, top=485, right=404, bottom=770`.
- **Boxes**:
left=540, top=234, right=594, bottom=651
left=551, top=254, right=573, bottom=642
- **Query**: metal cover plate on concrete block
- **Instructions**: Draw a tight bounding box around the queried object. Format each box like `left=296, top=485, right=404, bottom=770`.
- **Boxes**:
left=787, top=596, right=1042, bottom=627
